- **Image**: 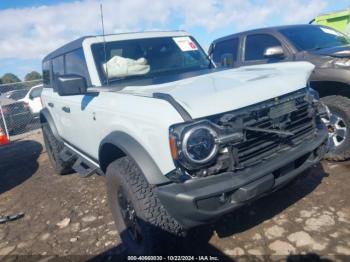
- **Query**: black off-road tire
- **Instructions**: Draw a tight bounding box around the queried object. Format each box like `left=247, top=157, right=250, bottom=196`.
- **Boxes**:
left=42, top=123, right=74, bottom=175
left=106, top=157, right=185, bottom=255
left=321, top=95, right=350, bottom=161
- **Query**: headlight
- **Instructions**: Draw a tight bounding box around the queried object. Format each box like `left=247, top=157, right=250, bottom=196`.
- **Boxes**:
left=169, top=121, right=221, bottom=170
left=182, top=125, right=218, bottom=164
left=170, top=120, right=243, bottom=171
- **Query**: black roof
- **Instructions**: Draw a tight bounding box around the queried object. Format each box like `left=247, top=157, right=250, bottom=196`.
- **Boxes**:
left=43, top=36, right=91, bottom=62
left=211, top=24, right=322, bottom=44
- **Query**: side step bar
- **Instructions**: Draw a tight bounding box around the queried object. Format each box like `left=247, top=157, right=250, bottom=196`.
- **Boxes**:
left=59, top=147, right=76, bottom=162
left=72, top=157, right=98, bottom=178
left=60, top=146, right=100, bottom=178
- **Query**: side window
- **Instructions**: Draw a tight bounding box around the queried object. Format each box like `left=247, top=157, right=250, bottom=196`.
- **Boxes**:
left=212, top=38, right=239, bottom=65
left=42, top=61, right=51, bottom=88
left=245, top=34, right=282, bottom=61
left=30, top=86, right=43, bottom=99
left=52, top=56, right=64, bottom=91
left=64, top=48, right=91, bottom=86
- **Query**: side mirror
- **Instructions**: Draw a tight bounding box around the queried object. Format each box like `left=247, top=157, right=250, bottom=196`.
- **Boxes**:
left=220, top=53, right=234, bottom=68
left=56, top=74, right=87, bottom=96
left=264, top=46, right=284, bottom=58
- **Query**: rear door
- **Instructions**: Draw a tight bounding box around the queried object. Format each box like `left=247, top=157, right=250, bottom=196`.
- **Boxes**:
left=41, top=58, right=65, bottom=136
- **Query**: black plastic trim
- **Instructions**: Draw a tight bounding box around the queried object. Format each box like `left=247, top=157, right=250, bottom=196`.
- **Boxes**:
left=153, top=92, right=192, bottom=121
left=99, top=131, right=170, bottom=185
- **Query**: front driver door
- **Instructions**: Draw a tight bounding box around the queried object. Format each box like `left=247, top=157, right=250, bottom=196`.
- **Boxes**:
left=242, top=33, right=289, bottom=66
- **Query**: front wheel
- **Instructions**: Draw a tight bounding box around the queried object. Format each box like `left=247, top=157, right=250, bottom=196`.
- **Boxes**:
left=106, top=157, right=185, bottom=255
left=321, top=96, right=350, bottom=161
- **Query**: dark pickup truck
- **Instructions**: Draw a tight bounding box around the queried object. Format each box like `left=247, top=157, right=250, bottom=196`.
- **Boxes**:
left=209, top=24, right=350, bottom=161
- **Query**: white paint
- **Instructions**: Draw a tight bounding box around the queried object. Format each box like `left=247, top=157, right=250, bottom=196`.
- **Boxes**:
left=121, top=61, right=315, bottom=119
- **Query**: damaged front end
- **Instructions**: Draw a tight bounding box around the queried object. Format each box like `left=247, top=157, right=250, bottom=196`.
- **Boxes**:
left=167, top=87, right=328, bottom=182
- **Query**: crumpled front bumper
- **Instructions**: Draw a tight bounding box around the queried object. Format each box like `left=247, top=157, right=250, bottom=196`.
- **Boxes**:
left=157, top=124, right=329, bottom=229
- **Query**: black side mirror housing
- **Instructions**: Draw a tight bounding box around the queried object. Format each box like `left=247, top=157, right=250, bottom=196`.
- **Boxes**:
left=56, top=74, right=87, bottom=96
left=220, top=53, right=234, bottom=68
left=264, top=46, right=284, bottom=58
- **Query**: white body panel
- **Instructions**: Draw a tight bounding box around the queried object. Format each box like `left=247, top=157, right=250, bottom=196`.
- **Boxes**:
left=41, top=89, right=184, bottom=174
left=120, top=62, right=315, bottom=119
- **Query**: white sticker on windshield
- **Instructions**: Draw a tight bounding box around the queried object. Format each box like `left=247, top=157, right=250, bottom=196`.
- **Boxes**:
left=320, top=27, right=341, bottom=36
left=173, top=37, right=198, bottom=51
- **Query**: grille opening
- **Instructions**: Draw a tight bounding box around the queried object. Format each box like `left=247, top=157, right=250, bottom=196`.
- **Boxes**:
left=236, top=99, right=315, bottom=168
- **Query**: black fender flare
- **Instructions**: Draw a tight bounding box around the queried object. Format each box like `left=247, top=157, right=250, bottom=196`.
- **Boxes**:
left=40, top=108, right=61, bottom=141
left=99, top=131, right=170, bottom=185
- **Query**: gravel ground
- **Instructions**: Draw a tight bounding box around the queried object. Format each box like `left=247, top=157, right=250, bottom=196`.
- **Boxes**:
left=0, top=131, right=349, bottom=261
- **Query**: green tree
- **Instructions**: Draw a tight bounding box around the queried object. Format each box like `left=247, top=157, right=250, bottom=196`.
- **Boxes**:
left=1, top=73, right=21, bottom=84
left=24, top=71, right=42, bottom=81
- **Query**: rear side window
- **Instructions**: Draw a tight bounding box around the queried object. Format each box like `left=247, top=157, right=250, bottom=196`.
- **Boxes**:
left=52, top=56, right=64, bottom=91
left=212, top=38, right=239, bottom=65
left=42, top=60, right=51, bottom=88
left=65, top=48, right=91, bottom=86
left=245, top=34, right=282, bottom=61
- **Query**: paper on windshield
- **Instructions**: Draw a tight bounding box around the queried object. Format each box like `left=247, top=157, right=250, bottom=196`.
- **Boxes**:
left=103, top=56, right=150, bottom=78
left=173, top=37, right=198, bottom=51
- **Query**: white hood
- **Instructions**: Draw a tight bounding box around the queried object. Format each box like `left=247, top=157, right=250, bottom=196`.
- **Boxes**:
left=121, top=62, right=315, bottom=119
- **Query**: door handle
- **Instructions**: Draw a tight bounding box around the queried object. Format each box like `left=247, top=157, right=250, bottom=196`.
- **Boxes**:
left=48, top=102, right=54, bottom=108
left=62, top=106, right=71, bottom=113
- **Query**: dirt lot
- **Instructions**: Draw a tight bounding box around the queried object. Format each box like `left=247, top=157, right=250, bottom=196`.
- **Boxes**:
left=0, top=131, right=350, bottom=261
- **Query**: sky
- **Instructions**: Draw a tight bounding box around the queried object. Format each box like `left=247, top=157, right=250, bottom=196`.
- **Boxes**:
left=0, top=0, right=349, bottom=80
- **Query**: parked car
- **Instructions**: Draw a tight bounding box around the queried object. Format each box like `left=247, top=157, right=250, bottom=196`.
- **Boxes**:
left=1, top=89, right=28, bottom=101
left=209, top=24, right=350, bottom=161
left=0, top=97, right=32, bottom=134
left=19, top=84, right=43, bottom=118
left=40, top=31, right=328, bottom=254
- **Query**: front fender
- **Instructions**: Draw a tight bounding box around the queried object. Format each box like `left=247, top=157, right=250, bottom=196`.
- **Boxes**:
left=99, top=131, right=171, bottom=185
left=310, top=68, right=350, bottom=84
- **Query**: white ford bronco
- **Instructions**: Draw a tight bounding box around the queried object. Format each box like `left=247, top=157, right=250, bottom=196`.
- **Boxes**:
left=40, top=31, right=329, bottom=254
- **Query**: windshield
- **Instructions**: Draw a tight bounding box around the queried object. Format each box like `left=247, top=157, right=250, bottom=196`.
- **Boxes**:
left=91, top=36, right=211, bottom=84
left=7, top=89, right=28, bottom=100
left=279, top=26, right=350, bottom=51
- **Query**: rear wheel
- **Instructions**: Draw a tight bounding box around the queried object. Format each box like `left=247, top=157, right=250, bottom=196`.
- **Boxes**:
left=42, top=123, right=74, bottom=175
left=321, top=96, right=350, bottom=161
left=106, top=157, right=185, bottom=255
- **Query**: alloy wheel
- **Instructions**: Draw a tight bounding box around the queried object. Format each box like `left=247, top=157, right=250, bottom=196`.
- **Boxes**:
left=322, top=113, right=348, bottom=149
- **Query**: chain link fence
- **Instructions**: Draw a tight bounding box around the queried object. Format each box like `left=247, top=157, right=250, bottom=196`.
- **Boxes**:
left=0, top=79, right=43, bottom=141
